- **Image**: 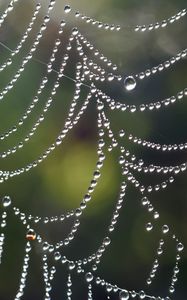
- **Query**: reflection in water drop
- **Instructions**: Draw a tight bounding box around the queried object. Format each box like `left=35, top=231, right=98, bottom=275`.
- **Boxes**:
left=119, top=290, right=129, bottom=300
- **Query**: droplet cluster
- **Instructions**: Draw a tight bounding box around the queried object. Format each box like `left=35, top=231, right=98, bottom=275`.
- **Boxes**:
left=0, top=2, right=185, bottom=300
left=0, top=0, right=19, bottom=27
left=134, top=9, right=187, bottom=32
left=73, top=5, right=187, bottom=33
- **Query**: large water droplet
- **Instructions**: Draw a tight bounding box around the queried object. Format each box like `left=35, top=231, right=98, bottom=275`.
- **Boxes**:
left=2, top=196, right=11, bottom=207
left=124, top=76, right=136, bottom=91
left=139, top=290, right=146, bottom=299
left=119, top=290, right=129, bottom=300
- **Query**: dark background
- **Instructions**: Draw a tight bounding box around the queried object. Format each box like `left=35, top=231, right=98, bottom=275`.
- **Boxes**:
left=0, top=0, right=186, bottom=299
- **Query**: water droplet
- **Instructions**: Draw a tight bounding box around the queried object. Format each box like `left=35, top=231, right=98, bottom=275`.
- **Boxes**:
left=1, top=220, right=6, bottom=228
left=146, top=222, right=153, bottom=232
left=177, top=242, right=184, bottom=252
left=64, top=5, right=71, bottom=13
left=54, top=252, right=61, bottom=261
left=2, top=196, right=11, bottom=207
left=153, top=211, right=159, bottom=219
left=60, top=20, right=66, bottom=28
left=162, top=225, right=169, bottom=234
left=131, top=291, right=136, bottom=298
left=26, top=229, right=36, bottom=241
left=44, top=15, right=50, bottom=23
left=169, top=286, right=175, bottom=294
left=141, top=197, right=148, bottom=206
left=85, top=272, right=93, bottom=282
left=157, top=247, right=163, bottom=255
left=68, top=261, right=75, bottom=270
left=107, top=73, right=114, bottom=81
left=72, top=27, right=78, bottom=36
left=139, top=290, right=146, bottom=299
left=124, top=76, right=136, bottom=91
left=42, top=242, right=49, bottom=251
left=97, top=102, right=104, bottom=111
left=119, top=290, right=129, bottom=300
left=146, top=278, right=152, bottom=285
left=56, top=137, right=62, bottom=145
left=119, top=130, right=125, bottom=137
left=106, top=284, right=113, bottom=292
left=103, top=237, right=111, bottom=246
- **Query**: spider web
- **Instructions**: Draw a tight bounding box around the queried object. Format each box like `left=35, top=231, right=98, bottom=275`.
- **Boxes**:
left=0, top=1, right=186, bottom=300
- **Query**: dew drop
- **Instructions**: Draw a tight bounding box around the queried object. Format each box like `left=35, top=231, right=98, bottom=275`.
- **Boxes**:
left=85, top=272, right=93, bottom=282
left=119, top=129, right=125, bottom=137
left=162, top=225, right=169, bottom=234
left=1, top=220, right=6, bottom=228
left=26, top=229, right=36, bottom=241
left=124, top=76, right=136, bottom=91
left=154, top=211, right=159, bottom=219
left=139, top=290, right=146, bottom=299
left=141, top=197, right=148, bottom=206
left=146, top=278, right=152, bottom=285
left=2, top=195, right=11, bottom=207
left=103, top=237, right=111, bottom=246
left=146, top=222, right=153, bottom=232
left=106, top=284, right=113, bottom=292
left=107, top=73, right=114, bottom=81
left=44, top=15, right=50, bottom=23
left=97, top=102, right=104, bottom=111
left=72, top=27, right=78, bottom=36
left=119, top=290, right=129, bottom=300
left=169, top=286, right=175, bottom=294
left=177, top=242, right=184, bottom=252
left=131, top=291, right=136, bottom=298
left=56, top=137, right=62, bottom=145
left=68, top=261, right=75, bottom=270
left=64, top=5, right=71, bottom=13
left=54, top=252, right=61, bottom=261
left=42, top=242, right=49, bottom=251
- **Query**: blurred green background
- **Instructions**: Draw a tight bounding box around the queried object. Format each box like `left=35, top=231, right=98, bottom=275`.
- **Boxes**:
left=0, top=0, right=187, bottom=299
